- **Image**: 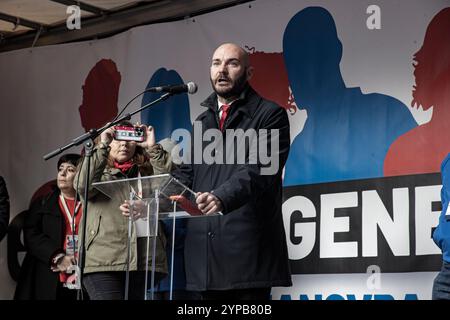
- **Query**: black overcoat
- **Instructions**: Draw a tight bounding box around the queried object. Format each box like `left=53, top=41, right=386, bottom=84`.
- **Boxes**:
left=174, top=87, right=292, bottom=291
left=14, top=189, right=65, bottom=300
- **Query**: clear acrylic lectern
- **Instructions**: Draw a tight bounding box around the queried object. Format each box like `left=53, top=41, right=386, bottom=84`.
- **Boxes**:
left=92, top=173, right=218, bottom=300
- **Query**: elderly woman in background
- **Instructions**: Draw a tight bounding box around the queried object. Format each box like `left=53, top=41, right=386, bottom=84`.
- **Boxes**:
left=15, top=154, right=82, bottom=300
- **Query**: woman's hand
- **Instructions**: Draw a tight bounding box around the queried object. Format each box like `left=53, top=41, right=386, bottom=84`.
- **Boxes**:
left=119, top=199, right=147, bottom=220
left=51, top=255, right=76, bottom=273
left=137, top=125, right=156, bottom=150
left=100, top=126, right=115, bottom=146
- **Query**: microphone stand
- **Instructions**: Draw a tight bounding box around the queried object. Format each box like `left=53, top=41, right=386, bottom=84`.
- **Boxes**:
left=43, top=92, right=172, bottom=299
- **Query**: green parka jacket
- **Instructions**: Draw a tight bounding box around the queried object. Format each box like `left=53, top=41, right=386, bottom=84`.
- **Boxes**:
left=75, top=142, right=172, bottom=274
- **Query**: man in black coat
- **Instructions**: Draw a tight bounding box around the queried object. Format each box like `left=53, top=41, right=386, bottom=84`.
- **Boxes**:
left=0, top=176, right=10, bottom=241
left=173, top=43, right=292, bottom=299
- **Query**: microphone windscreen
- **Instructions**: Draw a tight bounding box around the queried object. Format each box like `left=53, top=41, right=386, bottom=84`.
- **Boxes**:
left=186, top=82, right=198, bottom=94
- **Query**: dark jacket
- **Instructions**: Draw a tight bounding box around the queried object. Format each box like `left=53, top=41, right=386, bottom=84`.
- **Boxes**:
left=173, top=86, right=292, bottom=291
left=14, top=189, right=65, bottom=300
left=0, top=176, right=9, bottom=241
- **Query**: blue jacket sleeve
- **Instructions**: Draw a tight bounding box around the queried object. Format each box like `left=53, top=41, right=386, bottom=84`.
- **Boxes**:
left=433, top=154, right=450, bottom=249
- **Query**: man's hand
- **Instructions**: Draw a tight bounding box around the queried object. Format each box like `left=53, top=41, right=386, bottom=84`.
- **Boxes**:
left=196, top=192, right=223, bottom=215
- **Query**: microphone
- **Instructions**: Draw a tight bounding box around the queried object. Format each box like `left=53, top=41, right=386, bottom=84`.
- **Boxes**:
left=147, top=82, right=198, bottom=95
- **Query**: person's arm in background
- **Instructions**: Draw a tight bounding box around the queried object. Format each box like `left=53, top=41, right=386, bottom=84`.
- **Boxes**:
left=433, top=154, right=450, bottom=249
left=0, top=176, right=10, bottom=241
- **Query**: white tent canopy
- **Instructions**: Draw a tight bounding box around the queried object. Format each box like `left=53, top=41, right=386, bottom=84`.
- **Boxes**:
left=0, top=0, right=247, bottom=52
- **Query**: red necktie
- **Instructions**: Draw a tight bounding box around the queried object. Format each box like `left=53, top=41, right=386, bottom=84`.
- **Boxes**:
left=219, top=104, right=230, bottom=131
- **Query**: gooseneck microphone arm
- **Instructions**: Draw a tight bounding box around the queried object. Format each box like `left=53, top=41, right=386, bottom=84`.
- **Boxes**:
left=43, top=86, right=186, bottom=161
left=112, top=82, right=197, bottom=123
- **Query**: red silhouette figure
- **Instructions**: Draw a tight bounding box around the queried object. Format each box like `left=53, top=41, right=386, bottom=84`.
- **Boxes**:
left=247, top=48, right=296, bottom=114
left=384, top=8, right=450, bottom=176
left=29, top=180, right=57, bottom=206
left=31, top=59, right=121, bottom=204
left=79, top=59, right=121, bottom=131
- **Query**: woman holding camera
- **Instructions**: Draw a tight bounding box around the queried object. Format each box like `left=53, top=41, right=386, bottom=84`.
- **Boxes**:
left=75, top=121, right=171, bottom=300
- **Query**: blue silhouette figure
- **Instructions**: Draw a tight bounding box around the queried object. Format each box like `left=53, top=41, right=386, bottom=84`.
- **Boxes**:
left=141, top=68, right=192, bottom=299
left=141, top=67, right=191, bottom=142
left=282, top=7, right=417, bottom=186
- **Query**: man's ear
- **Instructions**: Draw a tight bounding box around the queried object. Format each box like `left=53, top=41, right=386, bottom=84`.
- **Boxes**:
left=246, top=66, right=254, bottom=81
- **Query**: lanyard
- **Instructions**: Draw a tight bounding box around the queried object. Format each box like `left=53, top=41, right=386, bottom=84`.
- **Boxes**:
left=59, top=194, right=81, bottom=233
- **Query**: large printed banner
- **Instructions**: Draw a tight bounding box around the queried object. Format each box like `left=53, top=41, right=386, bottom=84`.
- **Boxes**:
left=0, top=0, right=449, bottom=299
left=283, top=173, right=442, bottom=274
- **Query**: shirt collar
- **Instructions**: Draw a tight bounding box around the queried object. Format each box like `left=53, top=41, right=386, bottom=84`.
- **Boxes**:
left=217, top=90, right=246, bottom=111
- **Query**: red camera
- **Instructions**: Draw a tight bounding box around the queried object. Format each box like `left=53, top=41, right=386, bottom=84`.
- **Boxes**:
left=113, top=126, right=145, bottom=142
